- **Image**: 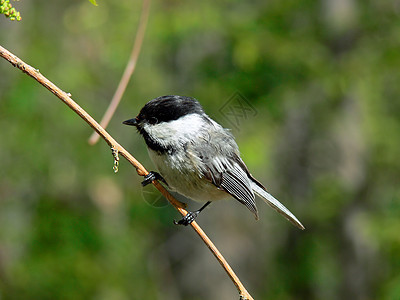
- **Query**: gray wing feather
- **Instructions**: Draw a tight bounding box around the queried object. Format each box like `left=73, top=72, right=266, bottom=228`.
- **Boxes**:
left=192, top=122, right=259, bottom=219
left=190, top=124, right=304, bottom=228
left=219, top=164, right=258, bottom=219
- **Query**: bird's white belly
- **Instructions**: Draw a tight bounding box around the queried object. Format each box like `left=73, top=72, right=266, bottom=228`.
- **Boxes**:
left=148, top=149, right=227, bottom=203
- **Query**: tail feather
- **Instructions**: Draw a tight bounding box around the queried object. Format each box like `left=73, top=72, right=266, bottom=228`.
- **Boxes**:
left=251, top=182, right=305, bottom=230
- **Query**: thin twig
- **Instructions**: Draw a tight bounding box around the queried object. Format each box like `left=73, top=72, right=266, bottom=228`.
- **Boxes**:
left=88, top=0, right=151, bottom=145
left=0, top=45, right=254, bottom=300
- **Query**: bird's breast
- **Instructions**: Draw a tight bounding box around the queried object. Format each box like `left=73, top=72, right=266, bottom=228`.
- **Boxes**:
left=147, top=149, right=227, bottom=202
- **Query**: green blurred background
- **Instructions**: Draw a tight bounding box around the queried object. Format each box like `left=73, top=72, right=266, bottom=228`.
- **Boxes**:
left=1, top=0, right=400, bottom=299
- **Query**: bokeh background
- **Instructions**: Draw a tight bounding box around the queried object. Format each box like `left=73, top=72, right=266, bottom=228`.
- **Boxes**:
left=1, top=0, right=400, bottom=299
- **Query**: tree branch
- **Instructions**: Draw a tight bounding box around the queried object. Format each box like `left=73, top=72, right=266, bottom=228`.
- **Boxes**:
left=88, top=0, right=151, bottom=145
left=0, top=45, right=254, bottom=300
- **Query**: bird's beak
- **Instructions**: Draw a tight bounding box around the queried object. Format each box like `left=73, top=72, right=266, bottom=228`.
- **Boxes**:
left=123, top=118, right=138, bottom=126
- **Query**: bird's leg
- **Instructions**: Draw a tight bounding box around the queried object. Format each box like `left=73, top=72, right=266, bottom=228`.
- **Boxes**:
left=141, top=171, right=168, bottom=187
left=174, top=201, right=211, bottom=226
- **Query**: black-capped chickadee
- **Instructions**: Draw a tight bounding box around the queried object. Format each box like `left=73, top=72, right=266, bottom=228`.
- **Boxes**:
left=123, top=95, right=304, bottom=230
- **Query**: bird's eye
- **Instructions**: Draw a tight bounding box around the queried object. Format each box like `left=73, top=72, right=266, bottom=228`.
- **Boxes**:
left=149, top=117, right=158, bottom=124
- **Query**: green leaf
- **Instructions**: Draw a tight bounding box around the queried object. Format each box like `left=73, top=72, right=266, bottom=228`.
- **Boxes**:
left=88, top=0, right=98, bottom=6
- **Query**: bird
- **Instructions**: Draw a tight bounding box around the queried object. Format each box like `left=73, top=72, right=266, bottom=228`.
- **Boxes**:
left=123, top=95, right=304, bottom=230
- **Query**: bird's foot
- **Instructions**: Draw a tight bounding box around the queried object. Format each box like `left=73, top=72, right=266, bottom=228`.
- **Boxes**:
left=173, top=211, right=199, bottom=226
left=173, top=201, right=211, bottom=226
left=141, top=171, right=167, bottom=187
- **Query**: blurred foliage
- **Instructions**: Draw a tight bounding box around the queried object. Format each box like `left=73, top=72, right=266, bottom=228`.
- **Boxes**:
left=1, top=0, right=400, bottom=299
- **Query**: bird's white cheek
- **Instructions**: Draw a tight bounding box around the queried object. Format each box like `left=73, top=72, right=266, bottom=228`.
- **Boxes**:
left=144, top=114, right=205, bottom=141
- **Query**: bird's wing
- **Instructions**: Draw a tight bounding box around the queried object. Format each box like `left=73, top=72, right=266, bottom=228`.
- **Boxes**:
left=192, top=134, right=303, bottom=228
left=184, top=121, right=258, bottom=218
left=197, top=149, right=259, bottom=219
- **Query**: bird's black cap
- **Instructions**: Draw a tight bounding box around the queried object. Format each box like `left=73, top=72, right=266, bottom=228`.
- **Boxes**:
left=135, top=95, right=204, bottom=125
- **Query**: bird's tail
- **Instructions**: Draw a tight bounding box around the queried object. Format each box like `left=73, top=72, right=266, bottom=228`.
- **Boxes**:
left=251, top=181, right=305, bottom=230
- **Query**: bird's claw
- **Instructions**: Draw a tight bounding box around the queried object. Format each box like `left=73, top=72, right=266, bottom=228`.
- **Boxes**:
left=173, top=211, right=199, bottom=226
left=141, top=171, right=167, bottom=187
